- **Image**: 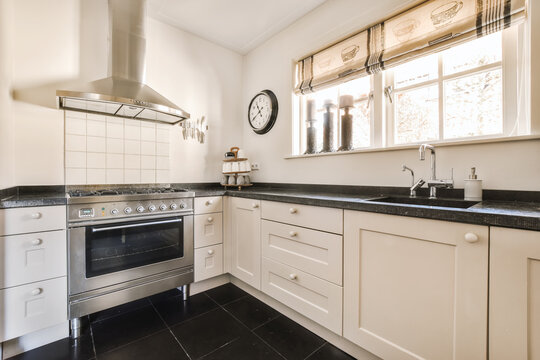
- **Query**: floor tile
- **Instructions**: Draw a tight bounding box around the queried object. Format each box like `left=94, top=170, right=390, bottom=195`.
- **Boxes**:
left=89, top=298, right=151, bottom=323
left=98, top=330, right=189, bottom=360
left=152, top=292, right=218, bottom=326
left=306, top=342, right=356, bottom=360
left=254, top=316, right=325, bottom=360
left=171, top=307, right=247, bottom=359
left=205, top=283, right=248, bottom=305
left=91, top=305, right=165, bottom=354
left=8, top=329, right=94, bottom=360
left=224, top=295, right=280, bottom=330
left=148, top=288, right=183, bottom=304
left=202, top=333, right=283, bottom=360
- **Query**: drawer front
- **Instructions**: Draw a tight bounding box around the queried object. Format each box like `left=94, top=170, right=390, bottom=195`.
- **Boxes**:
left=0, top=206, right=66, bottom=236
left=194, top=244, right=223, bottom=282
left=0, top=277, right=67, bottom=342
left=195, top=197, right=223, bottom=214
left=262, top=220, right=342, bottom=285
left=262, top=258, right=342, bottom=335
left=194, top=213, right=223, bottom=249
left=0, top=230, right=67, bottom=289
left=261, top=201, right=343, bottom=234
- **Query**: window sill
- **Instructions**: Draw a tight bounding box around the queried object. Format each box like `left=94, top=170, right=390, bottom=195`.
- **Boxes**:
left=285, top=134, right=540, bottom=159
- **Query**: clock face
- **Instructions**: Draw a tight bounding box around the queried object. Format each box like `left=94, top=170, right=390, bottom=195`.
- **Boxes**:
left=248, top=90, right=278, bottom=134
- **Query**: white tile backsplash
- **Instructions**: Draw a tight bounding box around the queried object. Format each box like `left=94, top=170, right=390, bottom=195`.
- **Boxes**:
left=65, top=113, right=169, bottom=185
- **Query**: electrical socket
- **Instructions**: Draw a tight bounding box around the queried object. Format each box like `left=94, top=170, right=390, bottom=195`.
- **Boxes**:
left=251, top=163, right=260, bottom=170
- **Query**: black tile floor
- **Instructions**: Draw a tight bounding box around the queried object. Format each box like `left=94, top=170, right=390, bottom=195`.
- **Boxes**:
left=8, top=283, right=356, bottom=360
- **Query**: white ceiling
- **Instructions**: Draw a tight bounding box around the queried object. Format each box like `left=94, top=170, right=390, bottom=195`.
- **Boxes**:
left=148, top=0, right=327, bottom=55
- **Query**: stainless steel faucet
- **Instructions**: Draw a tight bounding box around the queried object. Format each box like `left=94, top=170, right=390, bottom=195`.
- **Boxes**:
left=419, top=144, right=453, bottom=198
left=402, top=165, right=424, bottom=197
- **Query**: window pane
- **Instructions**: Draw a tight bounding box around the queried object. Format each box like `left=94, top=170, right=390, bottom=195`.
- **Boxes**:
left=303, top=87, right=339, bottom=153
left=443, top=32, right=502, bottom=75
left=339, top=76, right=371, bottom=98
left=395, top=85, right=439, bottom=144
left=444, top=69, right=503, bottom=138
left=393, top=53, right=438, bottom=89
left=352, top=99, right=371, bottom=148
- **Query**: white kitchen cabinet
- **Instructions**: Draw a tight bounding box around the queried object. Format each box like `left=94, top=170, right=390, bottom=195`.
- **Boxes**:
left=0, top=206, right=66, bottom=236
left=195, top=196, right=222, bottom=214
left=343, top=211, right=488, bottom=360
left=194, top=213, right=222, bottom=249
left=0, top=230, right=67, bottom=289
left=262, top=200, right=343, bottom=234
left=261, top=220, right=342, bottom=285
left=261, top=257, right=343, bottom=334
left=0, top=277, right=67, bottom=342
left=489, top=227, right=540, bottom=360
left=194, top=244, right=223, bottom=282
left=230, top=197, right=261, bottom=289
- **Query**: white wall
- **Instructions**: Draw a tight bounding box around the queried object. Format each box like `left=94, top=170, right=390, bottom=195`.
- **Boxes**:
left=2, top=0, right=243, bottom=186
left=242, top=0, right=540, bottom=191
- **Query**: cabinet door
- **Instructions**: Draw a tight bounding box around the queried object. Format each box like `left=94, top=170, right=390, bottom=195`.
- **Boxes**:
left=194, top=213, right=223, bottom=249
left=344, top=211, right=488, bottom=360
left=194, top=244, right=223, bottom=282
left=230, top=197, right=261, bottom=289
left=490, top=227, right=540, bottom=360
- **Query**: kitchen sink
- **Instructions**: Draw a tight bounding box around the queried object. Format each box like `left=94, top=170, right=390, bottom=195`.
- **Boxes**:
left=367, top=196, right=480, bottom=209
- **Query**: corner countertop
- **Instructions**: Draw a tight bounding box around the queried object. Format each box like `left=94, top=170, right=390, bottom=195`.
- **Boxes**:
left=1, top=184, right=538, bottom=231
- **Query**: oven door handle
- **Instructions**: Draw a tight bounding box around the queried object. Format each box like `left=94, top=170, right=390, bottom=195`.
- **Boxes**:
left=90, top=218, right=182, bottom=233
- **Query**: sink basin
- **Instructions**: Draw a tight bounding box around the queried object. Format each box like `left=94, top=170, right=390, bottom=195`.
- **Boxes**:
left=367, top=196, right=479, bottom=209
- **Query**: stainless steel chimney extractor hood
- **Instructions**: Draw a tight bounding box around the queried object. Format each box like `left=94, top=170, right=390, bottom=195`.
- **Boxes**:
left=56, top=0, right=189, bottom=125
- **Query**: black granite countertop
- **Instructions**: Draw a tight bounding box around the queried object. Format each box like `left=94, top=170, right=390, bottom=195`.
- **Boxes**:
left=0, top=186, right=67, bottom=208
left=1, top=184, right=538, bottom=231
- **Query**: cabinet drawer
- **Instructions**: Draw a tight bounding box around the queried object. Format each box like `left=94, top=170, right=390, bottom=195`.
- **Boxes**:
left=261, top=201, right=342, bottom=234
left=0, top=230, right=67, bottom=289
left=195, top=197, right=222, bottom=214
left=194, top=244, right=223, bottom=282
left=0, top=206, right=66, bottom=236
left=194, top=213, right=222, bottom=249
left=0, top=277, right=67, bottom=342
left=262, top=257, right=342, bottom=335
left=262, top=220, right=342, bottom=285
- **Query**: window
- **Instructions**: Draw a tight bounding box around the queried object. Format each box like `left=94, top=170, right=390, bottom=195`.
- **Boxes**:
left=294, top=27, right=526, bottom=156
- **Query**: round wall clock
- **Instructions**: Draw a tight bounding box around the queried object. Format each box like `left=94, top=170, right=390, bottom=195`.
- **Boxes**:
left=248, top=89, right=278, bottom=134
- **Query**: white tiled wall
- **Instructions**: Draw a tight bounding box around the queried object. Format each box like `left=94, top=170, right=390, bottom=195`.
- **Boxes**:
left=64, top=111, right=170, bottom=185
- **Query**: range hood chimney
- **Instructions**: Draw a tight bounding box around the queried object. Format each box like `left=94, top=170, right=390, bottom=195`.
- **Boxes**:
left=56, top=0, right=189, bottom=124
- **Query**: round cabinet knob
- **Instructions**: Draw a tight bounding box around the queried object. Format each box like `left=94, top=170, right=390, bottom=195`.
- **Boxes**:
left=170, top=203, right=178, bottom=210
left=31, top=288, right=42, bottom=296
left=148, top=205, right=156, bottom=212
left=289, top=208, right=298, bottom=214
left=205, top=200, right=214, bottom=206
left=136, top=206, right=145, bottom=213
left=31, top=212, right=42, bottom=219
left=159, top=204, right=167, bottom=211
left=464, top=232, right=479, bottom=243
left=289, top=274, right=298, bottom=280
left=31, top=239, right=43, bottom=246
left=207, top=249, right=215, bottom=255
left=179, top=202, right=186, bottom=209
left=289, top=231, right=298, bottom=237
left=252, top=203, right=259, bottom=209
left=124, top=207, right=132, bottom=214
left=207, top=217, right=214, bottom=223
left=111, top=208, right=119, bottom=215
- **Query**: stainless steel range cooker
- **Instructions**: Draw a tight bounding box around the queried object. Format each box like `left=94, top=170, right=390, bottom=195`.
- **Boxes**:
left=66, top=186, right=195, bottom=338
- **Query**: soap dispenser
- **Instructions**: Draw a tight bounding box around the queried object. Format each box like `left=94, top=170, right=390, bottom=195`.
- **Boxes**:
left=464, top=167, right=482, bottom=201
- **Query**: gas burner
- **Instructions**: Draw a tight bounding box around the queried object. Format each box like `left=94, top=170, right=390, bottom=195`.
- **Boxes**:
left=97, top=190, right=121, bottom=196
left=68, top=190, right=99, bottom=197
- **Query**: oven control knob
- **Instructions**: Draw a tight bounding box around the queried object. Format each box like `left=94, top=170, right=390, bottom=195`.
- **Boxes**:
left=136, top=206, right=145, bottom=213
left=111, top=209, right=119, bottom=215
left=148, top=205, right=156, bottom=212
left=170, top=203, right=178, bottom=210
left=159, top=204, right=167, bottom=211
left=124, top=207, right=132, bottom=214
left=179, top=202, right=186, bottom=209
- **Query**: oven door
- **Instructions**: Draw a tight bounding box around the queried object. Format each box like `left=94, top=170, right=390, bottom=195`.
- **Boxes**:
left=69, top=215, right=193, bottom=295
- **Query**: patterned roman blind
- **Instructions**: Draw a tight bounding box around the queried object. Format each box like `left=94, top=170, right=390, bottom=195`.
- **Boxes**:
left=295, top=0, right=526, bottom=95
